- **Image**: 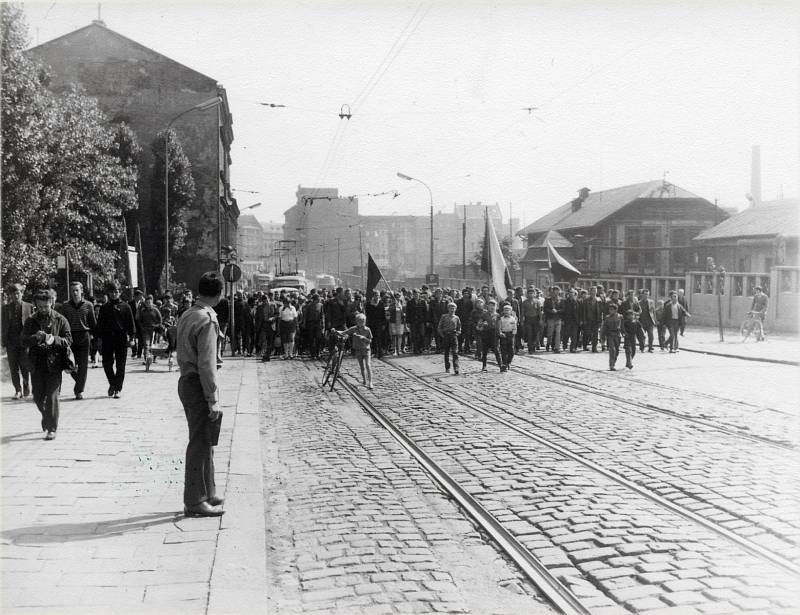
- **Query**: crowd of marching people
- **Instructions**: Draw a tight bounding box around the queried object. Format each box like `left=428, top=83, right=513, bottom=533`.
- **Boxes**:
left=9, top=275, right=776, bottom=438
left=191, top=282, right=694, bottom=373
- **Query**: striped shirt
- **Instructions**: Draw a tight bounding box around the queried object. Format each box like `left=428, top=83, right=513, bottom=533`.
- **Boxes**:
left=57, top=300, right=97, bottom=333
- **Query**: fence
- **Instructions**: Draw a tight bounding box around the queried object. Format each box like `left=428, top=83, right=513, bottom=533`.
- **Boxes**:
left=686, top=266, right=799, bottom=332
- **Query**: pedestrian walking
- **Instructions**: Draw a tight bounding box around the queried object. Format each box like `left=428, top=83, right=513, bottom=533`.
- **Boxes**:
left=56, top=281, right=97, bottom=399
left=437, top=302, right=461, bottom=375
left=622, top=309, right=643, bottom=369
left=599, top=303, right=623, bottom=371
left=663, top=291, right=690, bottom=353
left=96, top=281, right=136, bottom=398
left=342, top=312, right=373, bottom=388
left=177, top=271, right=225, bottom=517
left=1, top=283, right=33, bottom=399
left=22, top=289, right=72, bottom=440
left=476, top=299, right=502, bottom=372
left=497, top=303, right=518, bottom=372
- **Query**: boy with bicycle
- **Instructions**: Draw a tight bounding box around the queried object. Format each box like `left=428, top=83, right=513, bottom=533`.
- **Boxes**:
left=342, top=313, right=374, bottom=389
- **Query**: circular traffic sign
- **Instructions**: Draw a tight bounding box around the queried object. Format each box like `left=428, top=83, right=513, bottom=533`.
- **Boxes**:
left=222, top=264, right=242, bottom=282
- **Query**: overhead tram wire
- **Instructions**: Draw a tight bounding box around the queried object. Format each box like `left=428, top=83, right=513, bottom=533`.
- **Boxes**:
left=308, top=1, right=432, bottom=197
left=350, top=1, right=431, bottom=113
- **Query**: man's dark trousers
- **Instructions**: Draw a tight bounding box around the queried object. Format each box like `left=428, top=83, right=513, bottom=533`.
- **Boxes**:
left=70, top=331, right=91, bottom=396
left=6, top=342, right=29, bottom=394
left=607, top=333, right=621, bottom=369
left=101, top=333, right=128, bottom=392
left=442, top=333, right=459, bottom=372
left=31, top=367, right=62, bottom=432
left=178, top=373, right=216, bottom=507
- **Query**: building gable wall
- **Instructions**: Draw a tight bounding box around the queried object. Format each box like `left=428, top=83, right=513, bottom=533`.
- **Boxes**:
left=28, top=24, right=228, bottom=292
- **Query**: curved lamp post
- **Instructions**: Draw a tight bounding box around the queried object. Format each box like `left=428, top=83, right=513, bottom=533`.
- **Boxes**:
left=397, top=172, right=434, bottom=275
left=164, top=96, right=222, bottom=292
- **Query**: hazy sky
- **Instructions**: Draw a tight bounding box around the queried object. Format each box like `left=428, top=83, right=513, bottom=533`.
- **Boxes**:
left=22, top=1, right=800, bottom=228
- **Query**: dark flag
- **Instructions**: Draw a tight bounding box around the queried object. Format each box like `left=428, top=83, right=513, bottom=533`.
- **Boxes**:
left=366, top=253, right=387, bottom=294
left=547, top=241, right=581, bottom=282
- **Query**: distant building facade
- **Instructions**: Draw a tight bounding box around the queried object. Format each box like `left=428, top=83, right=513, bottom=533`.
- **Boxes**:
left=28, top=21, right=235, bottom=292
left=518, top=181, right=728, bottom=291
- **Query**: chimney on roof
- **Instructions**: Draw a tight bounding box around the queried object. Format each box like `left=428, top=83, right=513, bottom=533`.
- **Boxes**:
left=571, top=187, right=590, bottom=212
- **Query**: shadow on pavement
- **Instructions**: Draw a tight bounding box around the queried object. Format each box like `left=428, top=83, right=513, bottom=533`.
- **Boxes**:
left=1, top=431, right=44, bottom=444
left=2, top=511, right=182, bottom=544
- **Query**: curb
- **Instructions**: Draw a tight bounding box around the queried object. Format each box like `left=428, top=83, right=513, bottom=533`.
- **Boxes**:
left=208, top=358, right=268, bottom=615
left=680, top=346, right=800, bottom=367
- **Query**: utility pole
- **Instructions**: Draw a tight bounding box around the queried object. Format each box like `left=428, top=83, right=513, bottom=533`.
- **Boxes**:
left=359, top=227, right=365, bottom=290
left=336, top=237, right=341, bottom=282
left=462, top=204, right=467, bottom=280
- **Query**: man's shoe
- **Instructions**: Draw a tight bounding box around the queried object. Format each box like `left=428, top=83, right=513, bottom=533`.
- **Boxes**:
left=23, top=384, right=30, bottom=397
left=113, top=390, right=120, bottom=399
left=454, top=369, right=459, bottom=375
left=184, top=502, right=224, bottom=517
left=13, top=391, right=22, bottom=400
left=108, top=385, right=115, bottom=397
left=44, top=431, right=55, bottom=440
left=75, top=393, right=83, bottom=400
left=207, top=495, right=225, bottom=506
left=609, top=367, right=617, bottom=371
left=445, top=368, right=450, bottom=373
left=647, top=349, right=654, bottom=353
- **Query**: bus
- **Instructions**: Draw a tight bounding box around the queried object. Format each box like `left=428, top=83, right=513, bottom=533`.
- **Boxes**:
left=269, top=275, right=311, bottom=294
left=315, top=274, right=336, bottom=293
left=253, top=273, right=273, bottom=291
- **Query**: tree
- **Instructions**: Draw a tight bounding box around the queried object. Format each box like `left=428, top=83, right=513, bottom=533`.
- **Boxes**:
left=471, top=234, right=520, bottom=272
left=1, top=3, right=140, bottom=290
left=143, top=129, right=196, bottom=291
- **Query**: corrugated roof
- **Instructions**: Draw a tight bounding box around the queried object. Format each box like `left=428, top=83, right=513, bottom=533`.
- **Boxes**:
left=693, top=201, right=800, bottom=241
left=527, top=230, right=573, bottom=248
left=520, top=180, right=701, bottom=235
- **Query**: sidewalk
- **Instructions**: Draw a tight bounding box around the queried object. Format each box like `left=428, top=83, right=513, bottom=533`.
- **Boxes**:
left=678, top=324, right=800, bottom=365
left=1, top=355, right=266, bottom=615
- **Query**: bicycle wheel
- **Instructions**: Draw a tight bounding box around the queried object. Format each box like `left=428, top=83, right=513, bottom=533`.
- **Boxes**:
left=754, top=320, right=764, bottom=342
left=740, top=320, right=752, bottom=342
left=329, top=348, right=344, bottom=391
left=323, top=353, right=338, bottom=387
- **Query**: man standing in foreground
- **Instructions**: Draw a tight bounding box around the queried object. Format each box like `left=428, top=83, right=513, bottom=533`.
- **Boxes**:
left=177, top=272, right=225, bottom=517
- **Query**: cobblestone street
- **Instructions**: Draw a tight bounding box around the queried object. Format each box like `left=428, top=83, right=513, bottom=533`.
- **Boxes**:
left=2, top=327, right=799, bottom=614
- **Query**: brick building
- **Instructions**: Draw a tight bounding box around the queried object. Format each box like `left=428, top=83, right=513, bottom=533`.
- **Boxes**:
left=28, top=20, right=236, bottom=292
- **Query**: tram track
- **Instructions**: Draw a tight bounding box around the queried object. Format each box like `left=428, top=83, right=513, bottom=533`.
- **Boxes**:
left=507, top=359, right=796, bottom=452
left=522, top=352, right=794, bottom=419
left=335, top=373, right=592, bottom=615
left=323, top=357, right=800, bottom=614
left=381, top=358, right=800, bottom=579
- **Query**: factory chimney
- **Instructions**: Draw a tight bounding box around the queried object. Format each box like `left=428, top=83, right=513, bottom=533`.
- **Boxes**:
left=750, top=145, right=761, bottom=208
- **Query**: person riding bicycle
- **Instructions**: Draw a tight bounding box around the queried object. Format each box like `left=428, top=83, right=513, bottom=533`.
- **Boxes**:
left=750, top=286, right=768, bottom=323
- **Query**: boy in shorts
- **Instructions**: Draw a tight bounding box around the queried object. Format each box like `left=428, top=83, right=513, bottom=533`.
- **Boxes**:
left=343, top=313, right=374, bottom=389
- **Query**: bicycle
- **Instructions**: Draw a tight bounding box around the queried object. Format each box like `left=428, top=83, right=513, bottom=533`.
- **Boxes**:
left=740, top=311, right=765, bottom=342
left=321, top=329, right=345, bottom=391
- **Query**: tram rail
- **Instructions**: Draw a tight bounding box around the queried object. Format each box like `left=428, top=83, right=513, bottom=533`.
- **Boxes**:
left=372, top=357, right=800, bottom=581
left=507, top=358, right=796, bottom=452
left=335, top=373, right=592, bottom=615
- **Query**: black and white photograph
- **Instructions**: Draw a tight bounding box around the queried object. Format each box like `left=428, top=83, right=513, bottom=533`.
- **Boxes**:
left=1, top=1, right=799, bottom=614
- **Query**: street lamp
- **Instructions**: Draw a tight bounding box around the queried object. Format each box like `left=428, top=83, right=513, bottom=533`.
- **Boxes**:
left=397, top=172, right=434, bottom=275
left=164, top=96, right=222, bottom=292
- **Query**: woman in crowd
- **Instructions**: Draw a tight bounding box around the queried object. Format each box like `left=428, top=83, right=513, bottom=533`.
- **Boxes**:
left=388, top=292, right=406, bottom=356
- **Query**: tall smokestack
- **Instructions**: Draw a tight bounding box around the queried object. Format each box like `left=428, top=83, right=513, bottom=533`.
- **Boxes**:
left=750, top=145, right=761, bottom=207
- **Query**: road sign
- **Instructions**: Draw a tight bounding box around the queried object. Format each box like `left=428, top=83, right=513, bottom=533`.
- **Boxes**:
left=425, top=273, right=439, bottom=285
left=222, top=264, right=242, bottom=283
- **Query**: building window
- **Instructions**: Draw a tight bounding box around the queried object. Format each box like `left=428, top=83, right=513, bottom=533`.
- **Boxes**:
left=625, top=226, right=659, bottom=270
